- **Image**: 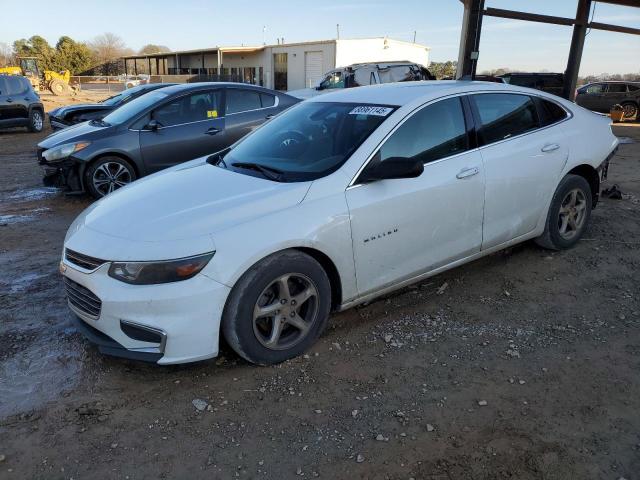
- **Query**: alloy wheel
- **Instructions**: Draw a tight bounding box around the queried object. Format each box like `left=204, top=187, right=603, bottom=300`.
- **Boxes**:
left=622, top=103, right=638, bottom=119
left=558, top=188, right=587, bottom=240
left=252, top=273, right=319, bottom=351
left=92, top=162, right=132, bottom=196
left=32, top=112, right=43, bottom=131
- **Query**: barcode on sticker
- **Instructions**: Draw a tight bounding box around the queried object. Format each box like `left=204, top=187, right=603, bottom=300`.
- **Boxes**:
left=349, top=106, right=393, bottom=116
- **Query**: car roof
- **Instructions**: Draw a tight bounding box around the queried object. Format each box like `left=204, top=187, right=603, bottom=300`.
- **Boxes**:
left=151, top=82, right=284, bottom=96
left=305, top=80, right=539, bottom=106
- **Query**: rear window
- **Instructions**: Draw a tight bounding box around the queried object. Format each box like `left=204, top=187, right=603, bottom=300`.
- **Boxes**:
left=536, top=98, right=568, bottom=126
left=472, top=93, right=539, bottom=146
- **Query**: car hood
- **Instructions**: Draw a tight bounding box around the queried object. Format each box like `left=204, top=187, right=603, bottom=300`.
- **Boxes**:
left=51, top=103, right=111, bottom=117
left=65, top=160, right=312, bottom=259
left=287, top=87, right=327, bottom=100
left=38, top=121, right=111, bottom=148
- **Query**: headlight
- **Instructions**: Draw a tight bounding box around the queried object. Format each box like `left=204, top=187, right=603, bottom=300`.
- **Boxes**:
left=42, top=141, right=91, bottom=162
left=108, top=252, right=215, bottom=285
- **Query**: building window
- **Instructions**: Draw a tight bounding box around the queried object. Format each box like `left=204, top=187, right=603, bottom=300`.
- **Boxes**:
left=273, top=53, right=288, bottom=91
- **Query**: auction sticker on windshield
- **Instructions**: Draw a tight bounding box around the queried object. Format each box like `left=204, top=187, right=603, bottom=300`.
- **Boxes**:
left=349, top=106, right=393, bottom=116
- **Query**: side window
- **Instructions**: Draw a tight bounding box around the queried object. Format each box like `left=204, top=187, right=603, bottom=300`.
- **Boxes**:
left=378, top=97, right=468, bottom=165
left=260, top=93, right=276, bottom=108
left=353, top=68, right=376, bottom=87
left=586, top=84, right=605, bottom=94
left=606, top=83, right=627, bottom=93
left=628, top=84, right=639, bottom=92
left=536, top=98, right=568, bottom=127
left=152, top=90, right=221, bottom=127
left=319, top=71, right=344, bottom=90
left=226, top=89, right=262, bottom=114
left=472, top=93, right=539, bottom=146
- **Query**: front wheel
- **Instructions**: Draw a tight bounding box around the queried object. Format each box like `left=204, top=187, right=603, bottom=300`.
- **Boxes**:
left=28, top=109, right=44, bottom=132
left=535, top=174, right=592, bottom=250
left=85, top=156, right=136, bottom=199
left=222, top=250, right=332, bottom=365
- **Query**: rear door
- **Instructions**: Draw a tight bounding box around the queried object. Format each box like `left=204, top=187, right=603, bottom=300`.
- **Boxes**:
left=139, top=89, right=226, bottom=173
left=470, top=93, right=569, bottom=249
left=602, top=83, right=628, bottom=110
left=0, top=77, right=10, bottom=127
left=224, top=88, right=274, bottom=145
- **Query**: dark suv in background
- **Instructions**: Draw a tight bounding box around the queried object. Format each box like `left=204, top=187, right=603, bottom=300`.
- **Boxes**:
left=575, top=81, right=639, bottom=119
left=499, top=73, right=565, bottom=96
left=0, top=75, right=44, bottom=132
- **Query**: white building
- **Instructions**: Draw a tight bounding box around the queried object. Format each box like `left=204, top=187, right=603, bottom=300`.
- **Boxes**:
left=123, top=37, right=430, bottom=91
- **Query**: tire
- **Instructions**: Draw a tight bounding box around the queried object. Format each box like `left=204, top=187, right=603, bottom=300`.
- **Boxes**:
left=621, top=101, right=638, bottom=120
left=49, top=79, right=67, bottom=96
left=222, top=250, right=332, bottom=365
left=535, top=174, right=592, bottom=250
left=28, top=109, right=44, bottom=133
left=84, top=156, right=137, bottom=199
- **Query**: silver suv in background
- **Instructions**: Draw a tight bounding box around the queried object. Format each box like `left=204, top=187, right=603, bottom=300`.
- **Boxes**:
left=288, top=61, right=434, bottom=99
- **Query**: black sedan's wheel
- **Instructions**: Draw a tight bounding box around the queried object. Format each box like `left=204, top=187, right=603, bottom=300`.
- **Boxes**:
left=535, top=174, right=592, bottom=250
left=28, top=110, right=44, bottom=132
left=222, top=250, right=332, bottom=365
left=85, top=157, right=136, bottom=199
left=621, top=102, right=638, bottom=120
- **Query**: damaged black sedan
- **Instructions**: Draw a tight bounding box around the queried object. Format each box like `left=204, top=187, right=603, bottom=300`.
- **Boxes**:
left=38, top=82, right=299, bottom=198
left=48, top=83, right=175, bottom=130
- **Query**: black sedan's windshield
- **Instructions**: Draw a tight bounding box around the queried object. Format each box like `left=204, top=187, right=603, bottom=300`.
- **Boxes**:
left=100, top=85, right=148, bottom=106
left=220, top=102, right=395, bottom=181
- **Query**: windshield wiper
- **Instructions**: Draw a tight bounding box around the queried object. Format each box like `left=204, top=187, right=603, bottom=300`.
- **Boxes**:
left=231, top=162, right=284, bottom=181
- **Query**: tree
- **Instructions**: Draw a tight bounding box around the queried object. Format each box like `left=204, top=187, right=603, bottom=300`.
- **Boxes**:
left=13, top=35, right=57, bottom=71
left=139, top=44, right=171, bottom=55
left=55, top=36, right=94, bottom=74
left=429, top=61, right=457, bottom=79
left=0, top=42, right=13, bottom=67
left=90, top=33, right=127, bottom=75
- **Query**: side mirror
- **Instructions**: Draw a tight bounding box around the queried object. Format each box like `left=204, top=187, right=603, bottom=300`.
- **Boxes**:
left=146, top=119, right=160, bottom=131
left=360, top=156, right=424, bottom=183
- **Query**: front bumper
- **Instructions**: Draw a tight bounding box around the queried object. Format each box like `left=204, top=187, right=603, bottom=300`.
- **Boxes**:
left=38, top=149, right=85, bottom=194
left=63, top=260, right=231, bottom=365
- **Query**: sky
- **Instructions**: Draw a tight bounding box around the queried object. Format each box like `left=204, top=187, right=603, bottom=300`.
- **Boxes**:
left=1, top=0, right=639, bottom=75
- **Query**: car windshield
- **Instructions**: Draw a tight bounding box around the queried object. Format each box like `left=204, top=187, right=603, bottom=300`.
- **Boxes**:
left=102, top=90, right=169, bottom=125
left=218, top=102, right=396, bottom=181
left=100, top=85, right=148, bottom=106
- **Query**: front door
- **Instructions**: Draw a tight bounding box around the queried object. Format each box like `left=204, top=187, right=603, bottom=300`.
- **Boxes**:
left=470, top=93, right=568, bottom=249
left=579, top=83, right=606, bottom=111
left=346, top=96, right=485, bottom=296
left=139, top=89, right=226, bottom=173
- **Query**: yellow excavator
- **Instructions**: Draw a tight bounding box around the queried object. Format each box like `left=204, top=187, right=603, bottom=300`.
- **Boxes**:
left=0, top=57, right=74, bottom=95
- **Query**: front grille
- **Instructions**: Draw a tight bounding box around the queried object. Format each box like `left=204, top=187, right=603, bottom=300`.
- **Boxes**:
left=65, top=249, right=106, bottom=271
left=64, top=277, right=102, bottom=319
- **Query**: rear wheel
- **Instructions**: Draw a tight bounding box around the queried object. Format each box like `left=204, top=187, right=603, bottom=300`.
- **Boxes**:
left=222, top=250, right=332, bottom=365
left=85, top=156, right=136, bottom=199
left=621, top=101, right=638, bottom=120
left=535, top=174, right=592, bottom=250
left=28, top=109, right=44, bottom=132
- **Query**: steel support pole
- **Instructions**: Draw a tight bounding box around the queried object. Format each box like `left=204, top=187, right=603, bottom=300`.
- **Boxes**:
left=456, top=0, right=485, bottom=79
left=563, top=0, right=592, bottom=100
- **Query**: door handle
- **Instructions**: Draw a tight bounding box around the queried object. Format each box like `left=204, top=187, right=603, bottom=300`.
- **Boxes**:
left=456, top=166, right=479, bottom=179
left=541, top=143, right=560, bottom=153
left=205, top=127, right=220, bottom=135
left=265, top=114, right=275, bottom=120
left=6, top=98, right=12, bottom=103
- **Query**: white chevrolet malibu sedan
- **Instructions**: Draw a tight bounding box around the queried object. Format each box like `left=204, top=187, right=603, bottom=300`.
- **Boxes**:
left=61, top=81, right=618, bottom=365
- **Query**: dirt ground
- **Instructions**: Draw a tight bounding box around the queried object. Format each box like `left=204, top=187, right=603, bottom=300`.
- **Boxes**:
left=0, top=108, right=639, bottom=480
